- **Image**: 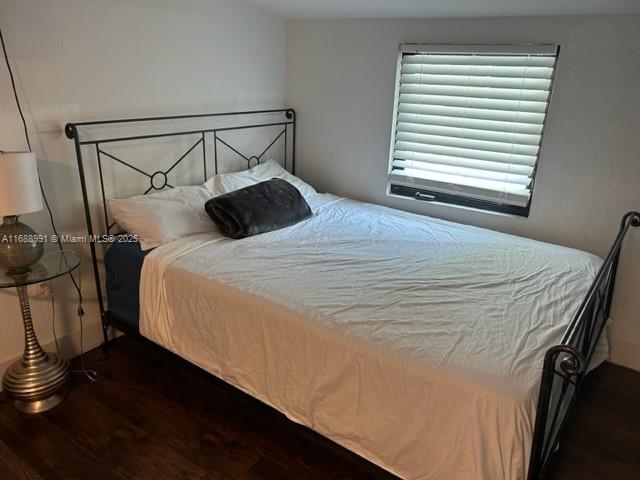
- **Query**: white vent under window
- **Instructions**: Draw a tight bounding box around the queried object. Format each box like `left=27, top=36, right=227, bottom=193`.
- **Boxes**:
left=388, top=44, right=559, bottom=215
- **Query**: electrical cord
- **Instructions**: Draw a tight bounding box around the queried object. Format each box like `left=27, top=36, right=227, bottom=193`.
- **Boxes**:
left=2, top=25, right=83, bottom=304
left=38, top=175, right=83, bottom=301
left=51, top=295, right=60, bottom=354
left=70, top=266, right=99, bottom=382
left=2, top=25, right=100, bottom=383
left=0, top=28, right=30, bottom=152
left=49, top=265, right=99, bottom=382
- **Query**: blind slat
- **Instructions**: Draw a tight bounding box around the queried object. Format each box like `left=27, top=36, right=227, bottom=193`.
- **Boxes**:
left=402, top=54, right=556, bottom=67
left=396, top=131, right=539, bottom=156
left=399, top=83, right=550, bottom=102
left=396, top=113, right=544, bottom=135
left=392, top=159, right=532, bottom=185
left=397, top=121, right=541, bottom=146
left=392, top=152, right=533, bottom=176
left=389, top=45, right=558, bottom=210
left=399, top=93, right=548, bottom=113
left=394, top=144, right=537, bottom=167
left=401, top=73, right=552, bottom=90
left=393, top=151, right=536, bottom=173
left=400, top=63, right=554, bottom=79
left=398, top=102, right=546, bottom=125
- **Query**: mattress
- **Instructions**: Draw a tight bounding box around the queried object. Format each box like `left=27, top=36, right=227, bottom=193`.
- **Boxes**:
left=139, top=193, right=607, bottom=480
left=104, top=239, right=149, bottom=330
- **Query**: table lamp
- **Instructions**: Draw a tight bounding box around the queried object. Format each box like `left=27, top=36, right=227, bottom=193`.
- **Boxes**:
left=0, top=151, right=44, bottom=275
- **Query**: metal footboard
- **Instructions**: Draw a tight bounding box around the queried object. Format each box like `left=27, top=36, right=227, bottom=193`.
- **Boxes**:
left=528, top=211, right=640, bottom=479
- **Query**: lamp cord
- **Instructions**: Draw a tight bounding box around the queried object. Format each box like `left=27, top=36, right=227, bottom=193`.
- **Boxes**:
left=0, top=27, right=30, bottom=152
left=1, top=26, right=100, bottom=383
left=1, top=26, right=82, bottom=298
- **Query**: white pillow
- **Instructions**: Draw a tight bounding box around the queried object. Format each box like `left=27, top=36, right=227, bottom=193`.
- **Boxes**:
left=203, top=160, right=317, bottom=199
left=108, top=185, right=214, bottom=251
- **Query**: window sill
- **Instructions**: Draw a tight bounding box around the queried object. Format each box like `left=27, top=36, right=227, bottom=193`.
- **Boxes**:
left=386, top=191, right=529, bottom=220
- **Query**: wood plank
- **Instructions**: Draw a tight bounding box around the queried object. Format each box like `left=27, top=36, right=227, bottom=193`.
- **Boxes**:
left=240, top=457, right=303, bottom=480
left=548, top=385, right=640, bottom=478
left=584, top=362, right=640, bottom=413
left=103, top=336, right=253, bottom=416
left=0, top=439, right=44, bottom=480
left=44, top=387, right=219, bottom=480
left=76, top=368, right=260, bottom=478
left=0, top=393, right=26, bottom=431
left=0, top=415, right=123, bottom=480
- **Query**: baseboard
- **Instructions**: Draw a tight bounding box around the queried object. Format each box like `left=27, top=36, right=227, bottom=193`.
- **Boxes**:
left=0, top=321, right=104, bottom=391
left=608, top=336, right=640, bottom=372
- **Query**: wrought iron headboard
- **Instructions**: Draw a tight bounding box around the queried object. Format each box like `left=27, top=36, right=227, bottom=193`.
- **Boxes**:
left=65, top=108, right=295, bottom=341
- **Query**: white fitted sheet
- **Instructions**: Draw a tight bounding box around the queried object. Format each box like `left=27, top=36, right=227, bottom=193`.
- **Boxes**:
left=140, top=194, right=606, bottom=480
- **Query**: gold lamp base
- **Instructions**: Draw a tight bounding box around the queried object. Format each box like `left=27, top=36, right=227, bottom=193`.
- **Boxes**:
left=2, top=352, right=70, bottom=414
left=1, top=285, right=70, bottom=414
left=13, top=392, right=67, bottom=414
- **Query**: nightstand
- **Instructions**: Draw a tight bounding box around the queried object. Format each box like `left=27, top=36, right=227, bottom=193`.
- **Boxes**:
left=0, top=250, right=80, bottom=413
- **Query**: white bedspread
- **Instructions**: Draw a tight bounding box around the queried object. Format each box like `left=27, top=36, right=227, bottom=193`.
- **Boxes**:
left=140, top=194, right=605, bottom=480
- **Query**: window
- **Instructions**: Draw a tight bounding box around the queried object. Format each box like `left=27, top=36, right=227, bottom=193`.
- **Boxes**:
left=388, top=44, right=559, bottom=216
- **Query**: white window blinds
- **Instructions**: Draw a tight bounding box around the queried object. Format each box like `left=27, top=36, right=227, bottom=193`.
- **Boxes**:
left=388, top=44, right=559, bottom=215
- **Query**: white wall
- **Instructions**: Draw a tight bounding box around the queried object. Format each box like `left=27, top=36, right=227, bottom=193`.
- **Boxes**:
left=287, top=16, right=640, bottom=370
left=0, top=0, right=286, bottom=382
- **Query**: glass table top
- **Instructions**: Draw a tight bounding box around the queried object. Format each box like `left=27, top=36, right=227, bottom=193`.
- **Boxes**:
left=0, top=250, right=80, bottom=289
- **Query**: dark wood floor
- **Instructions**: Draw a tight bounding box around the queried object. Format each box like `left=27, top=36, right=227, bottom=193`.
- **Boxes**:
left=0, top=336, right=639, bottom=480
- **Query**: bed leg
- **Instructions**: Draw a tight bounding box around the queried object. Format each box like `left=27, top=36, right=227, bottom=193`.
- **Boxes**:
left=100, top=312, right=111, bottom=344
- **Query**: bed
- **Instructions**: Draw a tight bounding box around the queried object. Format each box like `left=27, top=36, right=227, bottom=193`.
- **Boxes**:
left=66, top=110, right=639, bottom=480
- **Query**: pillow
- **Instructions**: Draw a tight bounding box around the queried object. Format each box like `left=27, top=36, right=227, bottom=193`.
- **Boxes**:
left=108, top=185, right=214, bottom=250
left=203, top=159, right=317, bottom=200
left=205, top=178, right=312, bottom=239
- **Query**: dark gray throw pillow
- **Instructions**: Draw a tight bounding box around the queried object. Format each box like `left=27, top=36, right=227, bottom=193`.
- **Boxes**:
left=205, top=178, right=312, bottom=239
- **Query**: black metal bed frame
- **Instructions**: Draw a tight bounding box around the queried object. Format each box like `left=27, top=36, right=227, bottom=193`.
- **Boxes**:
left=65, top=109, right=638, bottom=480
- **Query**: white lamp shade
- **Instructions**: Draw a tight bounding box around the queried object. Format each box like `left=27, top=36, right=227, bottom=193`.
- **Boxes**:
left=0, top=152, right=43, bottom=216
